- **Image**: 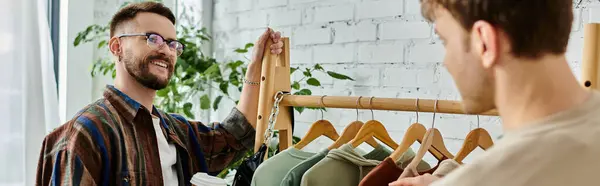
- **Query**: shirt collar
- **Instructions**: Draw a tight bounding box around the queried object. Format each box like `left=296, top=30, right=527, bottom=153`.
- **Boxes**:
left=104, top=85, right=170, bottom=130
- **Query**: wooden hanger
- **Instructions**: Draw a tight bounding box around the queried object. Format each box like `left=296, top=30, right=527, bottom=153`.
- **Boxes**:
left=293, top=96, right=340, bottom=150
left=390, top=98, right=454, bottom=161
left=349, top=97, right=399, bottom=149
left=454, top=115, right=494, bottom=164
left=398, top=100, right=452, bottom=179
left=329, top=96, right=379, bottom=150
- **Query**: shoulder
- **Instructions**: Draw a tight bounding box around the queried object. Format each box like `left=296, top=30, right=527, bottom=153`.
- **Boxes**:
left=45, top=99, right=115, bottom=152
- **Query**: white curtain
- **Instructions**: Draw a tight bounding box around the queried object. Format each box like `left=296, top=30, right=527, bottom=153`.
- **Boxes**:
left=0, top=0, right=59, bottom=185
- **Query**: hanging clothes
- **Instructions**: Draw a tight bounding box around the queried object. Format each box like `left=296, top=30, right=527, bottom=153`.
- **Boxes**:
left=431, top=92, right=600, bottom=186
left=251, top=148, right=316, bottom=186
left=300, top=144, right=430, bottom=186
left=359, top=157, right=442, bottom=186
left=279, top=149, right=329, bottom=186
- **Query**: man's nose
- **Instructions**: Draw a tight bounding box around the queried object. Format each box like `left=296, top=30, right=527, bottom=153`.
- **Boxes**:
left=156, top=43, right=176, bottom=57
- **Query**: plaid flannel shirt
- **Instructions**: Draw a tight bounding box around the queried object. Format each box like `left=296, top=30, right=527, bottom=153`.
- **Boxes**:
left=36, top=85, right=255, bottom=186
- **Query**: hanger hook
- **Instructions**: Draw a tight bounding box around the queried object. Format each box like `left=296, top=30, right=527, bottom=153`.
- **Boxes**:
left=432, top=99, right=438, bottom=128
left=369, top=97, right=375, bottom=120
left=356, top=96, right=363, bottom=121
left=415, top=98, right=420, bottom=123
left=477, top=115, right=480, bottom=128
left=320, top=95, right=327, bottom=120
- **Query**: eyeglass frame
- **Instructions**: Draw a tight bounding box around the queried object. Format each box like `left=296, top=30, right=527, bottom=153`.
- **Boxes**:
left=115, top=32, right=185, bottom=56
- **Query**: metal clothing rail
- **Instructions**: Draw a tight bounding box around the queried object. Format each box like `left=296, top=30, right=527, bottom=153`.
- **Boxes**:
left=254, top=23, right=600, bottom=152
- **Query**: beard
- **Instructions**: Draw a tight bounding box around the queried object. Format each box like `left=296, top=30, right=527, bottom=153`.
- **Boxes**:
left=121, top=50, right=174, bottom=90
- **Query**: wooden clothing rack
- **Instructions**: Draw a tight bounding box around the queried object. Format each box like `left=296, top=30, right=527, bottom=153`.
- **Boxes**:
left=253, top=23, right=600, bottom=152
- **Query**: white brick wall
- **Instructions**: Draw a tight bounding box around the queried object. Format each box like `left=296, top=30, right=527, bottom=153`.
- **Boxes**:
left=269, top=9, right=302, bottom=26
left=381, top=21, right=431, bottom=40
left=333, top=22, right=377, bottom=43
left=314, top=4, right=354, bottom=23
left=293, top=27, right=332, bottom=45
left=356, top=0, right=403, bottom=19
left=358, top=42, right=404, bottom=63
left=211, top=0, right=594, bottom=164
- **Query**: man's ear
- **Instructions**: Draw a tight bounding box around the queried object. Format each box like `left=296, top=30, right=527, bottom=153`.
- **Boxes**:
left=109, top=36, right=121, bottom=56
left=471, top=20, right=498, bottom=69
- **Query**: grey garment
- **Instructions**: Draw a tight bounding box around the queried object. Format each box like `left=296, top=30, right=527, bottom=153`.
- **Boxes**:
left=300, top=144, right=392, bottom=186
left=280, top=149, right=330, bottom=186
left=432, top=159, right=460, bottom=178
left=251, top=148, right=316, bottom=186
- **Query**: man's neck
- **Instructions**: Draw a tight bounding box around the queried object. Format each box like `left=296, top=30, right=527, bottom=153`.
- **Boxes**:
left=114, top=75, right=156, bottom=112
left=494, top=54, right=591, bottom=131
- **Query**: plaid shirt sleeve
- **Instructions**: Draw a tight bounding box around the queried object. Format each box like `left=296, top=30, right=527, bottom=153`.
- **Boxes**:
left=176, top=107, right=256, bottom=173
left=36, top=114, right=105, bottom=186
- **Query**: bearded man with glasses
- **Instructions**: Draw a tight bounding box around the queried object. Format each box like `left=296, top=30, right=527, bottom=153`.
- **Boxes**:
left=35, top=2, right=283, bottom=185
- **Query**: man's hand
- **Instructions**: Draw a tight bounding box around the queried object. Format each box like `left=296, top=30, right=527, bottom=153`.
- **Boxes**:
left=246, top=28, right=283, bottom=81
left=389, top=174, right=440, bottom=186
left=252, top=28, right=283, bottom=63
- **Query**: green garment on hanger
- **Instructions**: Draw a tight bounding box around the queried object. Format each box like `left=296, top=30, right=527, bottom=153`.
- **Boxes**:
left=279, top=149, right=329, bottom=186
left=251, top=147, right=316, bottom=186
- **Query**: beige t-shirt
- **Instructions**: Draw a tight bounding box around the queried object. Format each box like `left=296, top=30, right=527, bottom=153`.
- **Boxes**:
left=432, top=91, right=600, bottom=186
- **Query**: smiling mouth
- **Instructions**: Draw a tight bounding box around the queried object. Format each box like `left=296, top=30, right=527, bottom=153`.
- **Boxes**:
left=150, top=60, right=169, bottom=69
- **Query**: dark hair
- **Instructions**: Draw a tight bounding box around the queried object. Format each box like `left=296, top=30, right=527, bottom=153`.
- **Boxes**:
left=421, top=0, right=573, bottom=59
left=109, top=2, right=176, bottom=37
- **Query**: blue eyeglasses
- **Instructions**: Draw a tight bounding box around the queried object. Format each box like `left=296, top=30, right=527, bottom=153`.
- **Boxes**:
left=116, top=33, right=185, bottom=56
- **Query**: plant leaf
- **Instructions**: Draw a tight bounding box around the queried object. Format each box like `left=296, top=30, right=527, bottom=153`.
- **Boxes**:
left=183, top=102, right=194, bottom=118
left=219, top=82, right=229, bottom=95
left=200, top=94, right=210, bottom=110
left=306, top=78, right=321, bottom=86
left=213, top=96, right=223, bottom=111
left=234, top=48, right=248, bottom=53
left=290, top=67, right=298, bottom=74
left=156, top=89, right=169, bottom=97
left=244, top=43, right=254, bottom=49
left=291, top=81, right=300, bottom=90
left=97, top=40, right=107, bottom=49
left=294, top=89, right=312, bottom=96
left=228, top=60, right=244, bottom=69
left=74, top=34, right=82, bottom=46
left=303, top=70, right=312, bottom=77
left=327, top=71, right=354, bottom=81
left=314, top=64, right=324, bottom=71
left=295, top=107, right=305, bottom=114
left=203, top=64, right=220, bottom=77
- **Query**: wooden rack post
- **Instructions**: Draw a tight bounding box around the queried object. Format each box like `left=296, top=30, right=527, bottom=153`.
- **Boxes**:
left=255, top=38, right=293, bottom=152
left=582, top=23, right=600, bottom=90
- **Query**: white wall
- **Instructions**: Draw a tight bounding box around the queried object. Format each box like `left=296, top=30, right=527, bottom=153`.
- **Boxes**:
left=211, top=0, right=595, bottom=163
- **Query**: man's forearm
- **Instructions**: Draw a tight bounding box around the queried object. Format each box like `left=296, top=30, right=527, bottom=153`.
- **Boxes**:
left=236, top=63, right=261, bottom=128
